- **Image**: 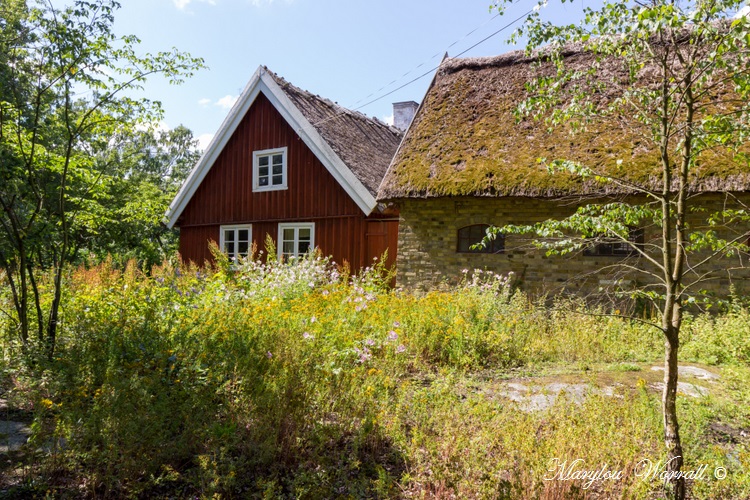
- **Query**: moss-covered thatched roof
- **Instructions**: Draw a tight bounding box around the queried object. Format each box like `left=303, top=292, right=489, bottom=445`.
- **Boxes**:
left=377, top=47, right=750, bottom=201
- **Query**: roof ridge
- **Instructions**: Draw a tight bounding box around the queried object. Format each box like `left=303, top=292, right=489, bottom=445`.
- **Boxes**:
left=441, top=42, right=588, bottom=74
left=263, top=67, right=402, bottom=136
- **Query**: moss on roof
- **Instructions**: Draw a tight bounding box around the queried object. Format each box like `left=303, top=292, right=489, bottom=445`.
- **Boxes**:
left=266, top=69, right=403, bottom=197
left=377, top=49, right=750, bottom=200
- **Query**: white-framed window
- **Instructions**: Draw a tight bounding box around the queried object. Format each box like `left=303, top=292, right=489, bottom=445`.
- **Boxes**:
left=278, top=223, right=315, bottom=259
left=220, top=224, right=252, bottom=262
left=253, top=147, right=287, bottom=192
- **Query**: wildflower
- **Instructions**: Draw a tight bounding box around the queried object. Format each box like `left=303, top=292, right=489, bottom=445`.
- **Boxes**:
left=393, top=321, right=401, bottom=328
left=462, top=268, right=469, bottom=274
left=310, top=316, right=317, bottom=323
left=396, top=344, right=407, bottom=354
left=365, top=338, right=376, bottom=346
left=387, top=330, right=398, bottom=342
left=266, top=351, right=273, bottom=359
left=303, top=332, right=314, bottom=340
left=355, top=347, right=372, bottom=363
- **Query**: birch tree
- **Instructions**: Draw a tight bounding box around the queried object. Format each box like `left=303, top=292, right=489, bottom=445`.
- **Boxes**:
left=488, top=1, right=750, bottom=498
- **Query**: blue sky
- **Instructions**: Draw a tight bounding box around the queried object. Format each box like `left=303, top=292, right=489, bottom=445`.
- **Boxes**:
left=111, top=0, right=589, bottom=149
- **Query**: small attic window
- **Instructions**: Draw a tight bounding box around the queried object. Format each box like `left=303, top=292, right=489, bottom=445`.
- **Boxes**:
left=253, top=147, right=287, bottom=192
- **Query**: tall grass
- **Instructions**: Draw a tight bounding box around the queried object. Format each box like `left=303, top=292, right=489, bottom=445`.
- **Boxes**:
left=0, top=257, right=748, bottom=498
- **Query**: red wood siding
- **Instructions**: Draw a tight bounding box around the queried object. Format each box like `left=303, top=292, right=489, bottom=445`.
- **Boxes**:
left=176, top=92, right=396, bottom=272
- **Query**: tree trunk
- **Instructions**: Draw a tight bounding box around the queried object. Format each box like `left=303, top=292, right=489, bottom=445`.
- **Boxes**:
left=663, top=316, right=685, bottom=499
left=46, top=263, right=63, bottom=361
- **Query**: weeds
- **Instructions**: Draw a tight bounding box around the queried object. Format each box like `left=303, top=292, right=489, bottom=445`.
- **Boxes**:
left=0, top=256, right=749, bottom=498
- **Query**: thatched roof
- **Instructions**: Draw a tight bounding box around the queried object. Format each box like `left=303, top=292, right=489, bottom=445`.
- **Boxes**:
left=267, top=69, right=403, bottom=197
left=377, top=47, right=750, bottom=200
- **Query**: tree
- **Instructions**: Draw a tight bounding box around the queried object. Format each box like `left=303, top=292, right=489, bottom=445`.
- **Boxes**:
left=0, top=0, right=203, bottom=357
left=488, top=1, right=750, bottom=498
left=85, top=124, right=201, bottom=267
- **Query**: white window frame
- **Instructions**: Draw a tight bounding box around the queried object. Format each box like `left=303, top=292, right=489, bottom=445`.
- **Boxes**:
left=252, top=147, right=288, bottom=192
left=277, top=222, right=315, bottom=259
left=219, top=224, right=253, bottom=262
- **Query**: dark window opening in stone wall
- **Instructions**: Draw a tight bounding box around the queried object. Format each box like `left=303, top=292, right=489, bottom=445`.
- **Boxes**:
left=457, top=224, right=504, bottom=254
left=584, top=227, right=644, bottom=257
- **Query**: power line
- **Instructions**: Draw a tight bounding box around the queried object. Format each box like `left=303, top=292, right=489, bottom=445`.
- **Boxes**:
left=350, top=7, right=535, bottom=112
left=348, top=11, right=503, bottom=108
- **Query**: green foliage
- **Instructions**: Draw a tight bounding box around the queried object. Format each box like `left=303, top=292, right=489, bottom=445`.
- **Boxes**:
left=0, top=0, right=203, bottom=354
left=681, top=307, right=750, bottom=365
left=2, top=259, right=749, bottom=497
left=485, top=0, right=750, bottom=308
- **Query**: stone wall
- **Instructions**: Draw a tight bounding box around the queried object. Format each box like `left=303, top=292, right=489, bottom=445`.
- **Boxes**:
left=396, top=195, right=750, bottom=299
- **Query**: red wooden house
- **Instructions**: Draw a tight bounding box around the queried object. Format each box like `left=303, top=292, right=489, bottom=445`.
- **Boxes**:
left=166, top=67, right=403, bottom=272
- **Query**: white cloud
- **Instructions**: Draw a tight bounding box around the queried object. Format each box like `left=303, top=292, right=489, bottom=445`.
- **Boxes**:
left=198, top=98, right=212, bottom=107
left=196, top=133, right=214, bottom=151
left=216, top=94, right=239, bottom=110
left=735, top=4, right=750, bottom=18
left=382, top=113, right=394, bottom=126
left=172, top=0, right=216, bottom=11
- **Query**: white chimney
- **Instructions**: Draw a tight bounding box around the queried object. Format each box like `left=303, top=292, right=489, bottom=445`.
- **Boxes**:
left=393, top=101, right=419, bottom=131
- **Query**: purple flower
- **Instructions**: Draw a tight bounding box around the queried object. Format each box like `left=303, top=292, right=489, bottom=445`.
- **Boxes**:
left=365, top=338, right=376, bottom=346
left=355, top=346, right=372, bottom=363
left=266, top=351, right=273, bottom=359
left=387, top=331, right=398, bottom=342
left=303, top=332, right=314, bottom=340
left=393, top=321, right=401, bottom=328
left=396, top=344, right=406, bottom=354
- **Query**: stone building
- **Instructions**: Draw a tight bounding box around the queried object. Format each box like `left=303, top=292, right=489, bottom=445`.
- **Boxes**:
left=376, top=49, right=750, bottom=297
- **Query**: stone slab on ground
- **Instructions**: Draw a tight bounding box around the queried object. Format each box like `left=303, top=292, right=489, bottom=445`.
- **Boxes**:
left=650, top=365, right=720, bottom=381
left=498, top=382, right=618, bottom=412
left=0, top=421, right=31, bottom=453
left=649, top=381, right=710, bottom=398
left=492, top=364, right=715, bottom=412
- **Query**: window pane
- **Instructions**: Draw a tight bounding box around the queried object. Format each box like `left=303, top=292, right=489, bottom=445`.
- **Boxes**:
left=258, top=166, right=269, bottom=177
left=238, top=241, right=249, bottom=256
left=457, top=225, right=491, bottom=253
left=272, top=154, right=283, bottom=164
left=298, top=241, right=310, bottom=254
left=259, top=177, right=268, bottom=186
left=272, top=164, right=283, bottom=175
left=298, top=228, right=310, bottom=240
left=258, top=156, right=268, bottom=166
left=283, top=241, right=295, bottom=254
left=272, top=174, right=283, bottom=185
left=225, top=242, right=235, bottom=256
left=283, top=228, right=295, bottom=241
left=224, top=229, right=235, bottom=243
left=238, top=229, right=249, bottom=241
left=457, top=237, right=471, bottom=252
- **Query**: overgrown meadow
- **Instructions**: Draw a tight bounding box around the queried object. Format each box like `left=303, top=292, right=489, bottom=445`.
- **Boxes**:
left=1, top=253, right=749, bottom=499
